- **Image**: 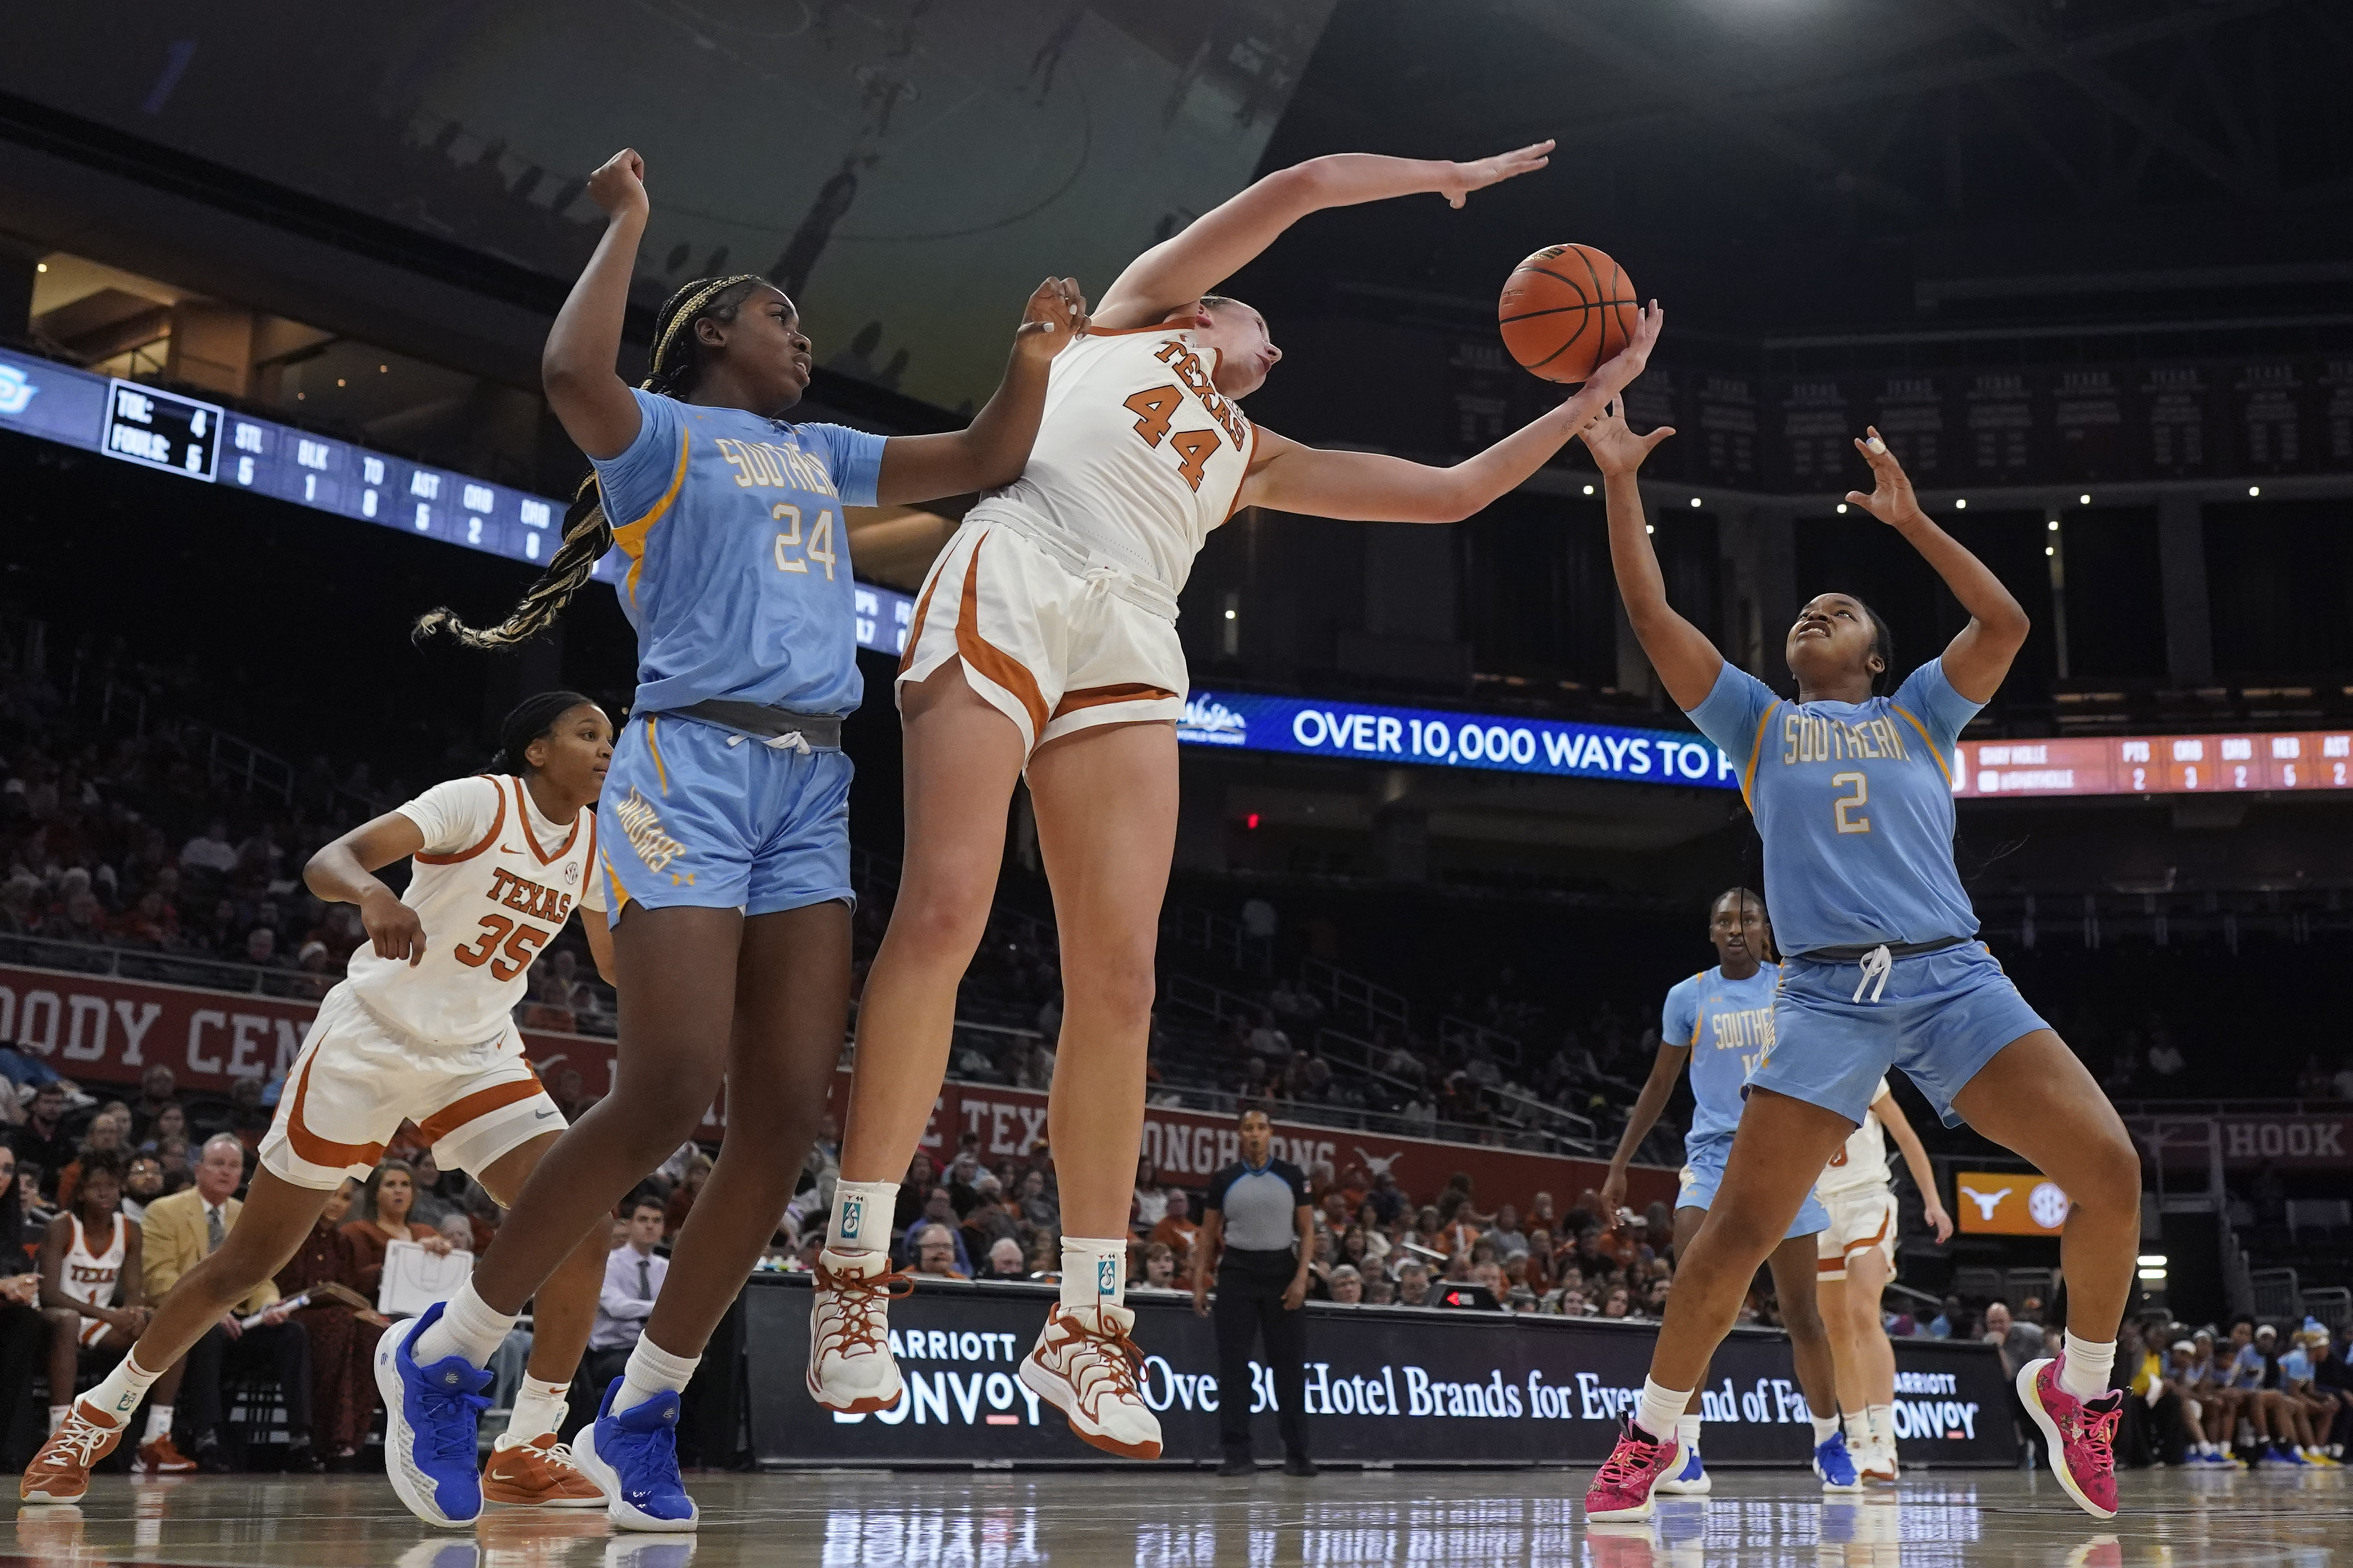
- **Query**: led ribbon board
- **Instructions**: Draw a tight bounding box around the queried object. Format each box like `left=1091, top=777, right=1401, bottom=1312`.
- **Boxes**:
left=1177, top=689, right=1740, bottom=790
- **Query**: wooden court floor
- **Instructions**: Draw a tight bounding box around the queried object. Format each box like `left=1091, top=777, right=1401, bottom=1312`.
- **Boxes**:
left=6, top=1465, right=2345, bottom=1566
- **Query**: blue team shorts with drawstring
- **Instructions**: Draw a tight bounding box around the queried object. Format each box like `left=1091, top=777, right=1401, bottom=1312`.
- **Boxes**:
left=1752, top=941, right=2049, bottom=1130
left=597, top=710, right=855, bottom=919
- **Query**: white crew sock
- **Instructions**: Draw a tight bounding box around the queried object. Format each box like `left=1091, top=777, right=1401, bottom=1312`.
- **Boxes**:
left=143, top=1404, right=174, bottom=1443
left=1059, top=1237, right=1128, bottom=1313
left=826, top=1181, right=899, bottom=1255
left=2058, top=1331, right=2116, bottom=1401
left=1844, top=1411, right=1872, bottom=1449
left=614, top=1335, right=702, bottom=1417
left=82, top=1350, right=165, bottom=1429
left=503, top=1374, right=572, bottom=1443
left=1676, top=1414, right=1701, bottom=1453
left=1867, top=1403, right=1894, bottom=1445
left=1810, top=1411, right=1841, bottom=1446
left=1636, top=1378, right=1690, bottom=1444
left=410, top=1281, right=518, bottom=1369
left=48, top=1406, right=67, bottom=1436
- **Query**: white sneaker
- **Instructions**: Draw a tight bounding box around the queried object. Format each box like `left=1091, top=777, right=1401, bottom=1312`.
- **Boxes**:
left=1860, top=1432, right=1899, bottom=1483
left=805, top=1248, right=911, bottom=1414
left=1018, top=1302, right=1162, bottom=1460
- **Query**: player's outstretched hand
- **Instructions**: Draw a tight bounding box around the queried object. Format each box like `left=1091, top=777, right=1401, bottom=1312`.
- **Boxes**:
left=1015, top=276, right=1089, bottom=359
left=360, top=884, right=428, bottom=967
left=586, top=148, right=649, bottom=221
left=1584, top=300, right=1663, bottom=398
left=1576, top=398, right=1675, bottom=477
left=1439, top=140, right=1554, bottom=207
left=1845, top=426, right=1926, bottom=527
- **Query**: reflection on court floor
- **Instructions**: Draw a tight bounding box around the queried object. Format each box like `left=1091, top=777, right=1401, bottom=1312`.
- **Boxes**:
left=10, top=1468, right=2346, bottom=1567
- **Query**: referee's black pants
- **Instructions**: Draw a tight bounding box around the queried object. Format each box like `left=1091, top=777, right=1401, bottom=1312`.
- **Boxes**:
left=1212, top=1248, right=1309, bottom=1462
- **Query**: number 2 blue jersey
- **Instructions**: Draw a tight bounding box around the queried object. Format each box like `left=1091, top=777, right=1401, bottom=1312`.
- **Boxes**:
left=591, top=389, right=886, bottom=717
left=1662, top=962, right=1782, bottom=1148
left=1687, top=658, right=1984, bottom=957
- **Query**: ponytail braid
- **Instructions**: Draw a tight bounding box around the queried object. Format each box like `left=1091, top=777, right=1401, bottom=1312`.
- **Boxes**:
left=414, top=273, right=773, bottom=649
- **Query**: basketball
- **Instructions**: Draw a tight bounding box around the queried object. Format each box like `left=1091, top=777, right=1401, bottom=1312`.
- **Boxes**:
left=1496, top=243, right=1638, bottom=383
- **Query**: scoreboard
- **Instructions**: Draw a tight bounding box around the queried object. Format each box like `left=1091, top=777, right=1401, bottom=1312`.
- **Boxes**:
left=1953, top=731, right=2353, bottom=798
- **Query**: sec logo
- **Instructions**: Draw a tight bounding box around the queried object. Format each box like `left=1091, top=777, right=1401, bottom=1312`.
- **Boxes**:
left=2027, top=1181, right=2071, bottom=1230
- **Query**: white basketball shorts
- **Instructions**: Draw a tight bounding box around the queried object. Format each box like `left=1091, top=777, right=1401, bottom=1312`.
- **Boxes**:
left=259, top=983, right=565, bottom=1191
left=1815, top=1187, right=1900, bottom=1283
left=896, top=516, right=1188, bottom=756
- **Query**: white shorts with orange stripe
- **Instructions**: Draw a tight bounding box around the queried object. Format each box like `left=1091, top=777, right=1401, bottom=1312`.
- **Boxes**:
left=1815, top=1187, right=1899, bottom=1283
left=259, top=983, right=564, bottom=1191
left=896, top=513, right=1188, bottom=755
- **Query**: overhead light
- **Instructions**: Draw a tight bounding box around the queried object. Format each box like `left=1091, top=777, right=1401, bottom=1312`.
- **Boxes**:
left=1836, top=503, right=1848, bottom=514
left=2078, top=493, right=2091, bottom=505
left=2138, top=1254, right=2168, bottom=1268
left=1223, top=608, right=1237, bottom=620
left=2044, top=545, right=2055, bottom=557
left=1954, top=498, right=1967, bottom=509
left=2047, top=519, right=2060, bottom=531
left=2248, top=485, right=2261, bottom=497
left=34, top=262, right=46, bottom=273
left=1582, top=483, right=1595, bottom=496
left=379, top=364, right=389, bottom=374
left=2138, top=1268, right=2168, bottom=1281
left=336, top=378, right=346, bottom=387
left=1689, top=498, right=1702, bottom=509
left=1645, top=524, right=1655, bottom=534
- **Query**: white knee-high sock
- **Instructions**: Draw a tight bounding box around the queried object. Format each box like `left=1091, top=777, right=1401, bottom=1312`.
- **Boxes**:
left=827, top=1181, right=898, bottom=1255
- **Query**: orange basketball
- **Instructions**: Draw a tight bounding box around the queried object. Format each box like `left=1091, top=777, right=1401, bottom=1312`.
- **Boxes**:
left=1497, top=243, right=1638, bottom=383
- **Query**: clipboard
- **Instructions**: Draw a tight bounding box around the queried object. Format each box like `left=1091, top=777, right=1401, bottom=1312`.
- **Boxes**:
left=379, top=1238, right=475, bottom=1317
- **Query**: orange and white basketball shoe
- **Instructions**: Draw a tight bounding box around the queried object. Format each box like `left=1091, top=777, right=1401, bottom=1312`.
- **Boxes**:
left=1018, top=1302, right=1162, bottom=1460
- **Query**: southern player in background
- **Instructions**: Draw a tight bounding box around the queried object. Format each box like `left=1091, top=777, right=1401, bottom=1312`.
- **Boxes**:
left=1812, top=1076, right=1953, bottom=1482
left=392, top=147, right=1083, bottom=1532
left=23, top=694, right=617, bottom=1509
left=810, top=139, right=1660, bottom=1462
left=1602, top=888, right=1858, bottom=1498
left=1576, top=402, right=2139, bottom=1524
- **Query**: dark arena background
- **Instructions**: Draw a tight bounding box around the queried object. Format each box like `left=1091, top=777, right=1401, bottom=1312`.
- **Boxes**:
left=0, top=1, right=2347, bottom=1563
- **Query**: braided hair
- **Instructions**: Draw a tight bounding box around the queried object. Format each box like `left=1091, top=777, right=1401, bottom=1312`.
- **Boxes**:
left=414, top=274, right=774, bottom=649
left=1715, top=885, right=1779, bottom=964
left=489, top=690, right=600, bottom=775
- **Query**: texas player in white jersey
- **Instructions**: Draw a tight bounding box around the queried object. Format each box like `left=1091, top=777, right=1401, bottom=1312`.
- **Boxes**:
left=1813, top=1077, right=1953, bottom=1481
left=24, top=694, right=618, bottom=1508
left=817, top=139, right=1664, bottom=1459
left=34, top=1148, right=148, bottom=1438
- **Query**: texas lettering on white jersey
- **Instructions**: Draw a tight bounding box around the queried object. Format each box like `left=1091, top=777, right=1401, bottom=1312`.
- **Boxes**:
left=345, top=775, right=599, bottom=1048
left=968, top=323, right=1257, bottom=594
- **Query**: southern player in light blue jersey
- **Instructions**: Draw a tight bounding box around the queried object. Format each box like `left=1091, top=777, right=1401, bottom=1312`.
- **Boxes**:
left=392, top=147, right=1086, bottom=1533
left=1576, top=402, right=2139, bottom=1526
left=1603, top=888, right=1853, bottom=1498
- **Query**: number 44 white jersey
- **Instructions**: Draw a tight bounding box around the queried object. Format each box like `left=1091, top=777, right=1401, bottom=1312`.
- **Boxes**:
left=344, top=775, right=604, bottom=1049
left=968, top=322, right=1258, bottom=596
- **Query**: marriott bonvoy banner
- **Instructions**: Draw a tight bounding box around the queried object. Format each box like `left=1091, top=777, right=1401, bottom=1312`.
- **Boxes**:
left=744, top=1274, right=2018, bottom=1468
left=1177, top=690, right=1740, bottom=790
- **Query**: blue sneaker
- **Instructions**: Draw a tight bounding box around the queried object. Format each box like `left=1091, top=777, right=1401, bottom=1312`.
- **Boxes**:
left=371, top=1302, right=492, bottom=1527
left=572, top=1379, right=698, bottom=1533
left=1814, top=1431, right=1863, bottom=1492
left=1655, top=1443, right=1712, bottom=1495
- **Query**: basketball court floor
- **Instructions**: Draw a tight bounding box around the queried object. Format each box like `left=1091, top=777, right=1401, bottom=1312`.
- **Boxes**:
left=7, top=1467, right=2343, bottom=1567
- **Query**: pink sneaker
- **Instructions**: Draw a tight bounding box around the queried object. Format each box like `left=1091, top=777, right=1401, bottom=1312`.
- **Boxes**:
left=2017, top=1356, right=2121, bottom=1520
left=1583, top=1418, right=1684, bottom=1522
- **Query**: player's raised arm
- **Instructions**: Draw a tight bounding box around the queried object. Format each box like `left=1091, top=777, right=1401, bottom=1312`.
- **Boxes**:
left=1843, top=429, right=2029, bottom=704
left=542, top=148, right=653, bottom=460
left=1584, top=398, right=1722, bottom=711
left=1239, top=303, right=1660, bottom=524
left=1092, top=142, right=1553, bottom=330
left=874, top=278, right=1087, bottom=505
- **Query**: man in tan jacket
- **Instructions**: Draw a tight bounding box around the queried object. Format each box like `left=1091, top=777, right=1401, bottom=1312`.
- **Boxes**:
left=143, top=1134, right=312, bottom=1471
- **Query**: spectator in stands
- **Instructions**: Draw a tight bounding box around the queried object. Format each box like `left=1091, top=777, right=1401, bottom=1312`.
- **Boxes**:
left=1149, top=1189, right=1199, bottom=1268
left=179, top=820, right=237, bottom=879
left=137, top=1104, right=188, bottom=1156
left=1136, top=1243, right=1179, bottom=1290
left=119, top=1157, right=163, bottom=1225
left=338, top=1159, right=451, bottom=1298
left=0, top=872, right=40, bottom=938
left=269, top=1176, right=380, bottom=1469
left=980, top=1237, right=1027, bottom=1282
left=240, top=927, right=290, bottom=971
left=1132, top=1160, right=1168, bottom=1231
left=129, top=1067, right=179, bottom=1144
left=1395, top=1259, right=1432, bottom=1307
left=1016, top=1168, right=1058, bottom=1233
left=1487, top=1204, right=1528, bottom=1258
left=586, top=1195, right=670, bottom=1394
left=54, top=1113, right=130, bottom=1211
left=1983, top=1300, right=2044, bottom=1379
left=113, top=890, right=180, bottom=949
left=1328, top=1265, right=1363, bottom=1305
left=900, top=1189, right=973, bottom=1276
left=8, top=1083, right=80, bottom=1201
left=150, top=1134, right=311, bottom=1472
left=1365, top=1168, right=1406, bottom=1227
left=1601, top=1284, right=1633, bottom=1320
left=0, top=1143, right=43, bottom=1469
left=663, top=1152, right=714, bottom=1238
left=910, top=1224, right=967, bottom=1281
